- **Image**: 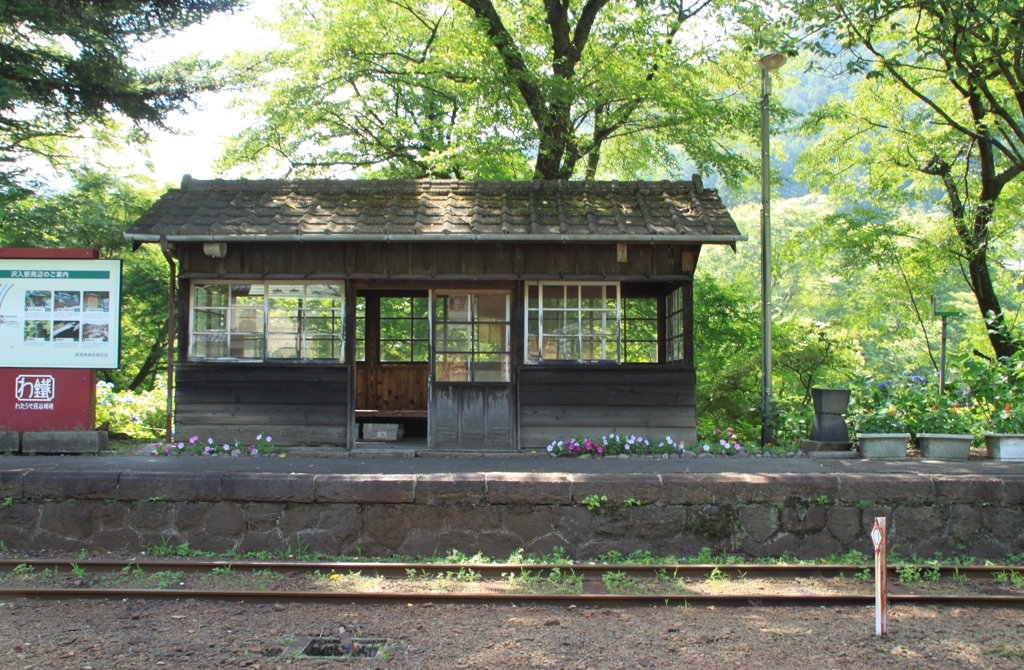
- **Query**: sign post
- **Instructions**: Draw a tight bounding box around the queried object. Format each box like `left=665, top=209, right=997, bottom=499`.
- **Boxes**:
left=871, top=516, right=888, bottom=636
left=0, top=250, right=121, bottom=433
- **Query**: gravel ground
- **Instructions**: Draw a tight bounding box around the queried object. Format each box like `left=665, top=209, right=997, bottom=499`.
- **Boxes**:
left=1, top=598, right=1023, bottom=669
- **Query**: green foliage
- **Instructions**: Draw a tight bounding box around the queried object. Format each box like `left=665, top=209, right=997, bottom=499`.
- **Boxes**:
left=219, top=0, right=768, bottom=181
left=791, top=0, right=1024, bottom=359
left=0, top=169, right=171, bottom=391
left=846, top=363, right=1024, bottom=437
left=95, top=379, right=167, bottom=440
left=0, top=0, right=242, bottom=193
left=581, top=495, right=607, bottom=512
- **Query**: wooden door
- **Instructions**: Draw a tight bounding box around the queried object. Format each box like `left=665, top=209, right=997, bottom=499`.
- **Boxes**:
left=428, top=291, right=514, bottom=450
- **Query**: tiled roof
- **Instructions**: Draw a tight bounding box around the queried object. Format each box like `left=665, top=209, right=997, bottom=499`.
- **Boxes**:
left=125, top=177, right=744, bottom=244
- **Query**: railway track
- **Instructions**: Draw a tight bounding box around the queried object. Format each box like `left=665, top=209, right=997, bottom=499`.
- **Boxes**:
left=0, top=559, right=1022, bottom=607
left=0, top=558, right=1020, bottom=580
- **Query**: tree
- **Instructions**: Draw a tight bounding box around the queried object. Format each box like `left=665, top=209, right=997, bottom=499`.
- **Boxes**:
left=0, top=169, right=169, bottom=391
left=0, top=0, right=243, bottom=194
left=220, top=0, right=768, bottom=182
left=792, top=0, right=1024, bottom=359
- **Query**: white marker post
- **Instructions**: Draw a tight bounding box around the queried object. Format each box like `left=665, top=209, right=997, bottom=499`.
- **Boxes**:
left=870, top=516, right=888, bottom=636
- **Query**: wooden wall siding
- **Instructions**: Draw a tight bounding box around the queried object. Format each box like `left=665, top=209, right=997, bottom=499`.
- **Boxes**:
left=178, top=242, right=697, bottom=279
left=431, top=384, right=514, bottom=450
left=175, top=365, right=348, bottom=446
left=355, top=364, right=428, bottom=413
left=517, top=366, right=697, bottom=449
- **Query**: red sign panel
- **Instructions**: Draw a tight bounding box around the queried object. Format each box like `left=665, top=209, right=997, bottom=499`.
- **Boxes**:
left=0, top=368, right=95, bottom=431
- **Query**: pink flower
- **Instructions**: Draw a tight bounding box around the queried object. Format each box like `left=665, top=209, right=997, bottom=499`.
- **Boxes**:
left=189, top=436, right=199, bottom=444
left=597, top=446, right=603, bottom=454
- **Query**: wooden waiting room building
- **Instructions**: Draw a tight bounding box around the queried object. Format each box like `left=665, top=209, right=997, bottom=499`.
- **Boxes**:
left=125, top=178, right=744, bottom=451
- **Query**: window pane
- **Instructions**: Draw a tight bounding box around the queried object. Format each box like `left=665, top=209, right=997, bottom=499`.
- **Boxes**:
left=231, top=284, right=263, bottom=307
left=626, top=340, right=658, bottom=363
left=412, top=297, right=429, bottom=319
left=543, top=285, right=565, bottom=309
left=305, top=311, right=342, bottom=334
left=413, top=340, right=429, bottom=361
left=356, top=340, right=365, bottom=361
left=380, top=318, right=412, bottom=340
left=381, top=340, right=411, bottom=361
left=268, top=334, right=300, bottom=358
left=306, top=284, right=343, bottom=308
left=229, top=334, right=263, bottom=358
left=476, top=295, right=506, bottom=322
left=438, top=324, right=470, bottom=352
left=307, top=336, right=341, bottom=360
left=473, top=353, right=509, bottom=382
left=194, top=284, right=228, bottom=307
left=476, top=324, right=507, bottom=352
left=527, top=284, right=538, bottom=309
left=437, top=353, right=470, bottom=382
left=446, top=294, right=471, bottom=322
left=269, top=310, right=300, bottom=332
left=194, top=308, right=226, bottom=332
left=268, top=284, right=303, bottom=308
left=192, top=333, right=227, bottom=358
left=581, top=285, right=604, bottom=309
left=380, top=297, right=410, bottom=318
left=231, top=309, right=263, bottom=333
left=413, top=318, right=429, bottom=341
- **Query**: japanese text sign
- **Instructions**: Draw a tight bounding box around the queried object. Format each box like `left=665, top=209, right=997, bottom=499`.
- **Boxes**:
left=0, top=259, right=122, bottom=369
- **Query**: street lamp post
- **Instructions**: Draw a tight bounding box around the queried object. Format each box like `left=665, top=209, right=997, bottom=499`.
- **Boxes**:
left=758, top=52, right=786, bottom=447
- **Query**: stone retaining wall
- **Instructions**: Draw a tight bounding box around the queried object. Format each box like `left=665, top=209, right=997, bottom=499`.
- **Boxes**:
left=0, top=471, right=1021, bottom=560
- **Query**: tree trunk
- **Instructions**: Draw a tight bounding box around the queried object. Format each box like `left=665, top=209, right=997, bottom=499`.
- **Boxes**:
left=967, top=210, right=1016, bottom=359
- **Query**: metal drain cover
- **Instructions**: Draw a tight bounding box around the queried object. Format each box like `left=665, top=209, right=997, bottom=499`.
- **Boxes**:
left=281, top=634, right=390, bottom=658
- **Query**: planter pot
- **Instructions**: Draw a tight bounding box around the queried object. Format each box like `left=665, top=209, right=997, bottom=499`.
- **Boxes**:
left=984, top=434, right=1024, bottom=462
left=917, top=433, right=973, bottom=460
left=857, top=433, right=910, bottom=460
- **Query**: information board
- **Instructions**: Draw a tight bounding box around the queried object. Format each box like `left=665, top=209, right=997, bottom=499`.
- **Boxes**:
left=0, top=259, right=122, bottom=369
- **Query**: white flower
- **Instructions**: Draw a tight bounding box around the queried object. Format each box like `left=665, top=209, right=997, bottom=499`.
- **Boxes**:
left=266, top=437, right=272, bottom=443
left=208, top=438, right=214, bottom=445
left=256, top=433, right=263, bottom=440
left=547, top=445, right=554, bottom=452
left=223, top=444, right=230, bottom=451
left=666, top=436, right=673, bottom=444
left=702, top=444, right=710, bottom=452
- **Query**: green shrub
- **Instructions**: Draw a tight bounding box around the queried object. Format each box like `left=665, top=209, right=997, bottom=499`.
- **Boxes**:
left=95, top=378, right=167, bottom=439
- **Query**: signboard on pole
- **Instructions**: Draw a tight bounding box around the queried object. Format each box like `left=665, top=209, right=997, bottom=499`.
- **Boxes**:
left=0, top=259, right=122, bottom=369
left=871, top=516, right=888, bottom=636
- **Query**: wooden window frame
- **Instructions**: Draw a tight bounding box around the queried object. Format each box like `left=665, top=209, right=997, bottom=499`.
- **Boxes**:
left=432, top=290, right=512, bottom=383
left=188, top=280, right=345, bottom=363
left=524, top=281, right=622, bottom=364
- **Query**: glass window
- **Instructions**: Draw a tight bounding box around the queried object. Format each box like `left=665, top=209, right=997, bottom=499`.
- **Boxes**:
left=190, top=282, right=344, bottom=361
left=434, top=293, right=511, bottom=382
left=525, top=283, right=620, bottom=363
left=622, top=298, right=659, bottom=363
left=665, top=286, right=686, bottom=363
left=379, top=296, right=429, bottom=362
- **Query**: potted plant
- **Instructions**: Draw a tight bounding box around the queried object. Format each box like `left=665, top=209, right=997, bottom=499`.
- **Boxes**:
left=984, top=403, right=1024, bottom=462
left=909, top=388, right=976, bottom=461
left=848, top=379, right=910, bottom=459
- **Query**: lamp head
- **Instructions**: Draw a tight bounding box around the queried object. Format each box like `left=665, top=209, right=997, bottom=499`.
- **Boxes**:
left=758, top=52, right=787, bottom=72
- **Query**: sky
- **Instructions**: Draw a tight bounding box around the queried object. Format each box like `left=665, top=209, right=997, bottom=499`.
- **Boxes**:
left=130, top=0, right=281, bottom=185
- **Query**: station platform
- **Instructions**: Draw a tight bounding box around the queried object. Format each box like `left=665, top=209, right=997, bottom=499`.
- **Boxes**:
left=0, top=453, right=1022, bottom=563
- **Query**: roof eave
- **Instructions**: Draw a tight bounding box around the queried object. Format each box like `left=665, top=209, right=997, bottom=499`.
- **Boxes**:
left=124, top=232, right=748, bottom=245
